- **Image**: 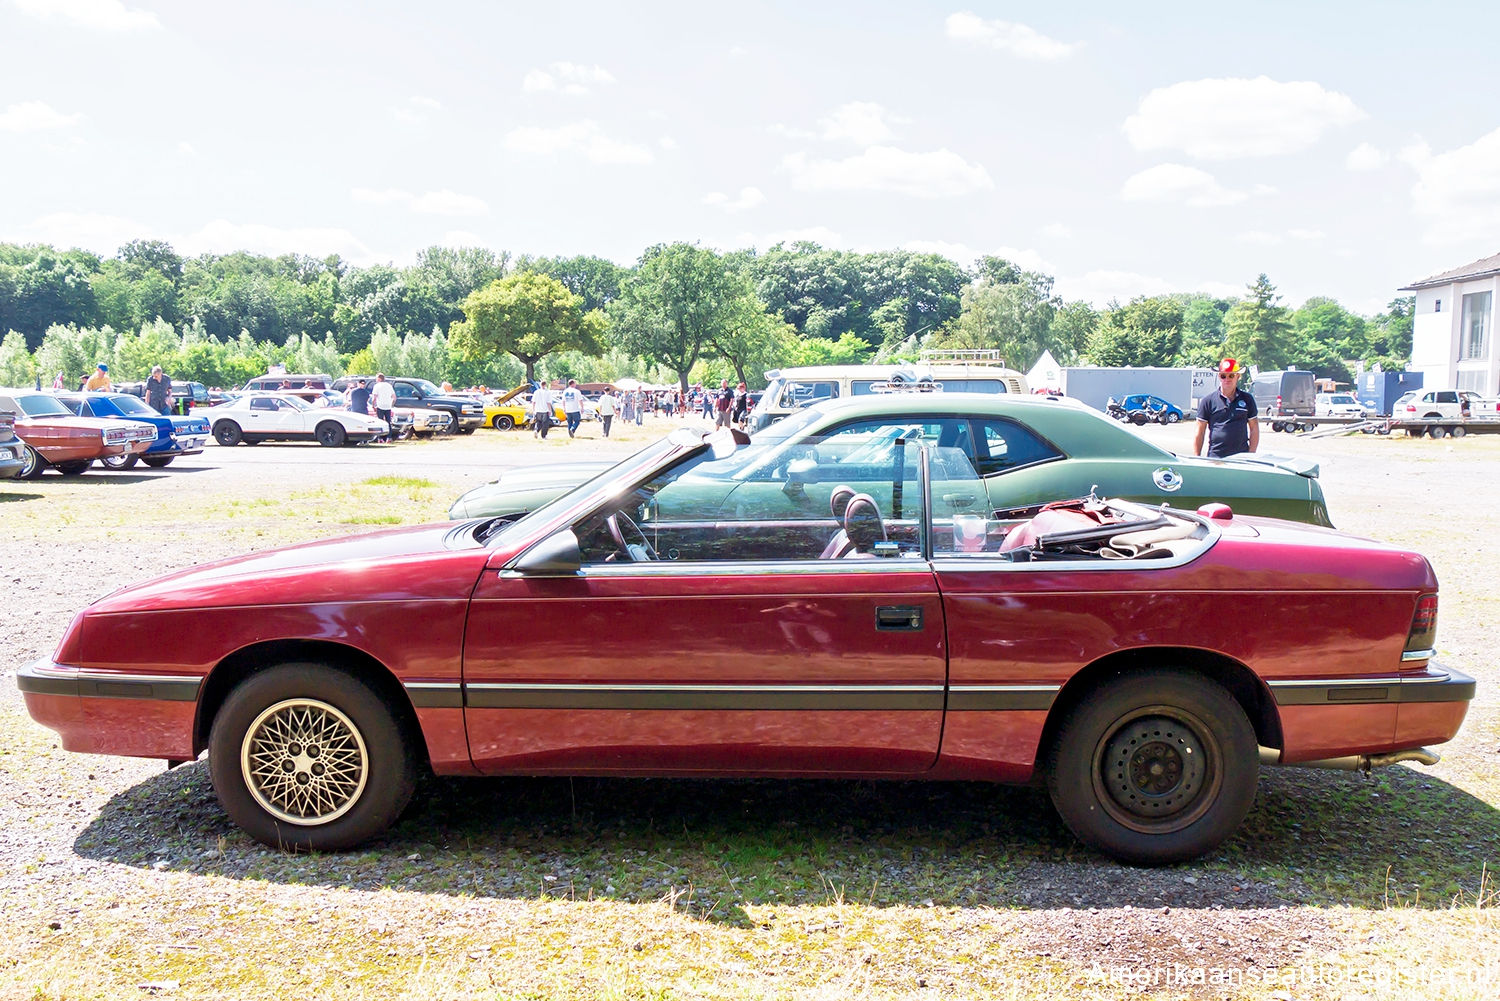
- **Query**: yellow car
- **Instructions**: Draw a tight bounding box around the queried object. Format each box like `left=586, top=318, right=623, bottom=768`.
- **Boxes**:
left=483, top=384, right=533, bottom=431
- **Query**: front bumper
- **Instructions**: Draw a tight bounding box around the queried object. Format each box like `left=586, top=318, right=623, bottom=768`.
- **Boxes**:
left=17, top=658, right=201, bottom=759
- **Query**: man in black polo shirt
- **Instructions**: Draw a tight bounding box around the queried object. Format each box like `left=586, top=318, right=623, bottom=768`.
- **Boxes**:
left=1193, top=358, right=1259, bottom=458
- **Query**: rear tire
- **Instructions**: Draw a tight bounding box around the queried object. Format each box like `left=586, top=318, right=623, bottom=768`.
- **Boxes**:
left=315, top=421, right=347, bottom=447
left=141, top=455, right=176, bottom=468
left=214, top=421, right=242, bottom=446
left=209, top=663, right=417, bottom=851
left=1165, top=411, right=1181, bottom=424
left=493, top=415, right=515, bottom=430
left=56, top=460, right=92, bottom=475
left=18, top=444, right=46, bottom=479
left=1047, top=670, right=1258, bottom=865
left=1429, top=426, right=1446, bottom=439
left=1450, top=426, right=1466, bottom=439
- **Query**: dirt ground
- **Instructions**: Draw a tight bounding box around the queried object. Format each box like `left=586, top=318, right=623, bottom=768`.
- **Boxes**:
left=1, top=415, right=1497, bottom=1000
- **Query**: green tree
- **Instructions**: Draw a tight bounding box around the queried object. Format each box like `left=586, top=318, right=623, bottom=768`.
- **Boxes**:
left=450, top=272, right=605, bottom=384
left=1222, top=274, right=1292, bottom=370
left=934, top=261, right=1060, bottom=369
left=1085, top=296, right=1184, bottom=367
left=514, top=254, right=623, bottom=312
left=0, top=330, right=37, bottom=386
left=612, top=243, right=766, bottom=394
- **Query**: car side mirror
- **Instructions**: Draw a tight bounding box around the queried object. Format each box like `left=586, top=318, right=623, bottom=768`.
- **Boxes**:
left=513, top=530, right=583, bottom=575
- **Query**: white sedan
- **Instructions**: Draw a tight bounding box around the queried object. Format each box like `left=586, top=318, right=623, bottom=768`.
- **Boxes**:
left=199, top=392, right=388, bottom=447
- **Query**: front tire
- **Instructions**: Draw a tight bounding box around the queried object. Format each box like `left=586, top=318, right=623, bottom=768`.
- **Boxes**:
left=1047, top=670, right=1258, bottom=866
left=1165, top=411, right=1181, bottom=424
left=315, top=421, right=347, bottom=447
left=141, top=455, right=176, bottom=468
left=214, top=421, right=242, bottom=446
left=209, top=664, right=417, bottom=851
left=101, top=452, right=140, bottom=470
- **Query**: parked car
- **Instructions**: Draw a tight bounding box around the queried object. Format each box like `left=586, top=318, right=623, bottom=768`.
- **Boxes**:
left=1391, top=389, right=1463, bottom=422
left=1118, top=394, right=1185, bottom=425
left=449, top=393, right=1334, bottom=526
left=1315, top=393, right=1367, bottom=419
left=198, top=392, right=388, bottom=447
left=116, top=379, right=210, bottom=414
left=331, top=376, right=486, bottom=433
left=0, top=389, right=156, bottom=477
left=753, top=356, right=1028, bottom=431
left=0, top=407, right=23, bottom=480
left=53, top=392, right=211, bottom=469
left=18, top=422, right=1472, bottom=864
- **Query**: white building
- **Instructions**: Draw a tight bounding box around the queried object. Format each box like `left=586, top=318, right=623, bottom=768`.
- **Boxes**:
left=1401, top=252, right=1499, bottom=395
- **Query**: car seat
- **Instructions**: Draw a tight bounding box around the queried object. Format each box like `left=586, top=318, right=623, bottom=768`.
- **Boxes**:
left=818, top=485, right=859, bottom=559
left=841, top=493, right=887, bottom=557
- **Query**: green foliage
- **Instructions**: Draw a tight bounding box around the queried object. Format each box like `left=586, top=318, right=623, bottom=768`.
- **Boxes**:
left=1086, top=296, right=1184, bottom=367
left=1222, top=274, right=1292, bottom=370
left=0, top=330, right=37, bottom=386
left=451, top=272, right=605, bottom=383
left=1174, top=295, right=1233, bottom=367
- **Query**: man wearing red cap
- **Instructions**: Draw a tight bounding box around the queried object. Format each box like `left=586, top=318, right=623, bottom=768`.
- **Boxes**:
left=1193, top=358, right=1258, bottom=458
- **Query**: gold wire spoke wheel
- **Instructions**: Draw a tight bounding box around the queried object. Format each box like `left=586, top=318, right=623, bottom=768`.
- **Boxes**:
left=240, top=698, right=370, bottom=826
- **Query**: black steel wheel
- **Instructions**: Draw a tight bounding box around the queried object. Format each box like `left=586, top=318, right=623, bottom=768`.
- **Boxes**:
left=1047, top=670, right=1258, bottom=865
left=315, top=421, right=347, bottom=447
left=214, top=421, right=242, bottom=446
left=209, top=663, right=417, bottom=851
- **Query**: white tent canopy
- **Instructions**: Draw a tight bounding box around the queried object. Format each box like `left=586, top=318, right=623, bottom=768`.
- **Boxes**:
left=1027, top=350, right=1062, bottom=391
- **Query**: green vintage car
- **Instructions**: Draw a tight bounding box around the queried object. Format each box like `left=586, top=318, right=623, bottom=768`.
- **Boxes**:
left=447, top=394, right=1332, bottom=527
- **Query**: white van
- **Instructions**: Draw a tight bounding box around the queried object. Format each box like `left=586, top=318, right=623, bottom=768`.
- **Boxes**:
left=751, top=352, right=1029, bottom=432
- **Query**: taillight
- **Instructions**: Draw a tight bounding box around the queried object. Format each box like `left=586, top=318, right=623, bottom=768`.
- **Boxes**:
left=1405, top=593, right=1438, bottom=658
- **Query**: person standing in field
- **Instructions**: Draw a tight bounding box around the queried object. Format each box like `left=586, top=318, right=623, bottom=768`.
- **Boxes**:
left=1193, top=358, right=1259, bottom=458
left=531, top=382, right=554, bottom=439
left=370, top=373, right=396, bottom=443
left=597, top=388, right=617, bottom=438
left=144, top=365, right=174, bottom=414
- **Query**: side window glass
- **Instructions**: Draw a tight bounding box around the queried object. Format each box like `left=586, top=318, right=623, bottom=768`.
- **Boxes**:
left=251, top=397, right=275, bottom=411
left=396, top=384, right=417, bottom=401
left=973, top=419, right=1063, bottom=476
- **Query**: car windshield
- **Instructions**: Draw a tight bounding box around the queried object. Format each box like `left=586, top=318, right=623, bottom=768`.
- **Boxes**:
left=482, top=432, right=702, bottom=544
left=1328, top=394, right=1355, bottom=405
left=279, top=395, right=314, bottom=411
left=12, top=395, right=72, bottom=417
left=109, top=395, right=157, bottom=415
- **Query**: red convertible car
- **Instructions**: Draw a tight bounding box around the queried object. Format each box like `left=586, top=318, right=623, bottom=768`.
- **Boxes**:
left=18, top=424, right=1473, bottom=864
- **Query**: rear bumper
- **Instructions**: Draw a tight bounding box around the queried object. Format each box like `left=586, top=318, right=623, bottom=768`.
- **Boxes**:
left=1271, top=663, right=1475, bottom=763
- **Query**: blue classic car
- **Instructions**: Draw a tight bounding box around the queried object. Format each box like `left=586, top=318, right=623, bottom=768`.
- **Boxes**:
left=1114, top=394, right=1186, bottom=425
left=54, top=392, right=211, bottom=468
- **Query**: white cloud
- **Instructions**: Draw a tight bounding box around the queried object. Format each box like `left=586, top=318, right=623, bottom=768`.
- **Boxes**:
left=1057, top=269, right=1241, bottom=307
left=437, top=230, right=487, bottom=248
left=945, top=12, right=1078, bottom=60
left=504, top=121, right=653, bottom=164
left=1288, top=228, right=1325, bottom=241
left=702, top=187, right=766, bottom=212
left=14, top=210, right=145, bottom=252
left=0, top=100, right=83, bottom=132
left=1041, top=222, right=1072, bottom=239
left=13, top=0, right=159, bottom=30
left=176, top=140, right=197, bottom=156
left=1346, top=142, right=1389, bottom=171
left=1120, top=163, right=1248, bottom=206
left=1236, top=230, right=1281, bottom=246
left=1123, top=76, right=1365, bottom=159
left=658, top=136, right=678, bottom=150
left=392, top=96, right=442, bottom=124
left=781, top=146, right=992, bottom=198
left=1401, top=128, right=1500, bottom=244
left=819, top=102, right=904, bottom=145
left=351, top=187, right=489, bottom=216
left=522, top=62, right=616, bottom=96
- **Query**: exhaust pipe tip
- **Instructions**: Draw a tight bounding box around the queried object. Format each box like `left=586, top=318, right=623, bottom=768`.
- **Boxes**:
left=1258, top=746, right=1441, bottom=771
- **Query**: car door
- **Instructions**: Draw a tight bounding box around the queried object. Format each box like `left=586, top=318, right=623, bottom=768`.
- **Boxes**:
left=461, top=433, right=947, bottom=775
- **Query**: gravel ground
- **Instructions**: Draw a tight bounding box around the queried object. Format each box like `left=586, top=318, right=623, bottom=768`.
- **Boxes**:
left=2, top=419, right=1497, bottom=1000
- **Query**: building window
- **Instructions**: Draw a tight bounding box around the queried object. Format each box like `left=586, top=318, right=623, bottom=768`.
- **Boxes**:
left=1435, top=299, right=1442, bottom=312
left=1460, top=292, right=1491, bottom=360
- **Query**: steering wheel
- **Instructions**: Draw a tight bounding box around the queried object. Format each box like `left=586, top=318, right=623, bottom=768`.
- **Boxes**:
left=606, top=510, right=658, bottom=562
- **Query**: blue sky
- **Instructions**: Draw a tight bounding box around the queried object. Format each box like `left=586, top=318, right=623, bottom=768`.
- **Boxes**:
left=3, top=0, right=1498, bottom=315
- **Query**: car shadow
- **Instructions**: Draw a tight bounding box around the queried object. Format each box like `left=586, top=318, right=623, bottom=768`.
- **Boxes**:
left=0, top=488, right=45, bottom=502
left=72, top=761, right=1500, bottom=920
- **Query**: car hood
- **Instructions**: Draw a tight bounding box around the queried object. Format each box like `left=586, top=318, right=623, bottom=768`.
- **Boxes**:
left=449, top=460, right=615, bottom=519
left=88, top=521, right=491, bottom=614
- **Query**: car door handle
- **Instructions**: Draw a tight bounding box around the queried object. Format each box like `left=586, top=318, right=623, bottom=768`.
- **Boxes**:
left=876, top=605, right=924, bottom=631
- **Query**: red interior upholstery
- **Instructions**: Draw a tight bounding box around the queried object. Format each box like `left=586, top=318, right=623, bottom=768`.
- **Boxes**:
left=997, top=507, right=1101, bottom=553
